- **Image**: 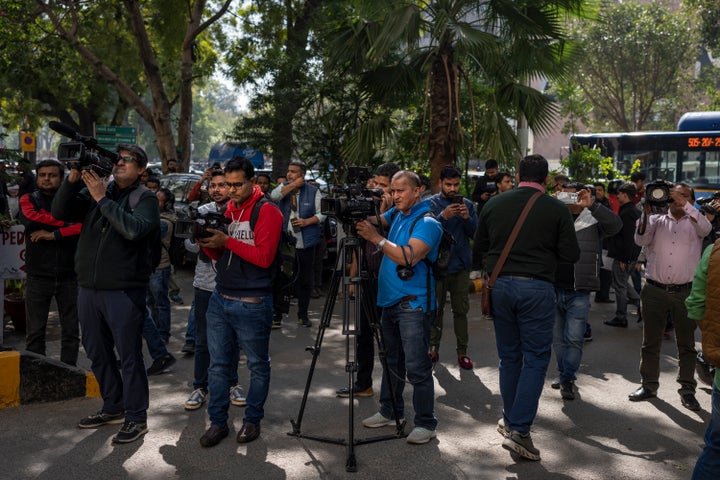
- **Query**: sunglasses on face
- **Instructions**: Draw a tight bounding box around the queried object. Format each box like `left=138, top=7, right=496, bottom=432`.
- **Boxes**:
left=118, top=155, right=138, bottom=164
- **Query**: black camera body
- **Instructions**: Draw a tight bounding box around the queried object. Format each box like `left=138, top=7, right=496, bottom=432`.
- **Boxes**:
left=57, top=142, right=117, bottom=177
left=175, top=209, right=231, bottom=239
left=50, top=121, right=120, bottom=177
left=320, top=166, right=381, bottom=225
left=645, top=180, right=674, bottom=206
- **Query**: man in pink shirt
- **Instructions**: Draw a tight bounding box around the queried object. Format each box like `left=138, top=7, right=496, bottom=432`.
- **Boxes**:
left=629, top=183, right=712, bottom=411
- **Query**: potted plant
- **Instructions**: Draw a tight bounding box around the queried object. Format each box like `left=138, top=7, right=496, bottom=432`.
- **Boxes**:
left=3, top=278, right=26, bottom=333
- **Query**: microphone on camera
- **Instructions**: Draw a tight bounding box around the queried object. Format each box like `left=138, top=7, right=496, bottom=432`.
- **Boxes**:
left=49, top=121, right=97, bottom=145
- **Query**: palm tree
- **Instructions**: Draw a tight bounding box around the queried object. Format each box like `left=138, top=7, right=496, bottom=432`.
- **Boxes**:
left=329, top=0, right=590, bottom=187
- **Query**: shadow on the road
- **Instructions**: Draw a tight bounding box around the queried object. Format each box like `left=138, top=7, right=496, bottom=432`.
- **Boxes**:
left=434, top=363, right=498, bottom=422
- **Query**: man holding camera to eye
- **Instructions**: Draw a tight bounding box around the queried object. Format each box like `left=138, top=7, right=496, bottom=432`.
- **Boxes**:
left=629, top=183, right=711, bottom=411
left=551, top=182, right=621, bottom=400
left=196, top=157, right=283, bottom=447
left=52, top=144, right=159, bottom=444
left=428, top=165, right=478, bottom=370
left=356, top=170, right=443, bottom=445
left=334, top=162, right=400, bottom=399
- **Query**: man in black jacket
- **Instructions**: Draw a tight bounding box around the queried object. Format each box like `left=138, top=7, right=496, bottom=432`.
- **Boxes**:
left=53, top=144, right=159, bottom=444
left=18, top=160, right=81, bottom=366
left=605, top=183, right=641, bottom=328
left=552, top=183, right=622, bottom=400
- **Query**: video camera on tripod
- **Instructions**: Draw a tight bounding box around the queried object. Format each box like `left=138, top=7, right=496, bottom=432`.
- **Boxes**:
left=321, top=166, right=383, bottom=226
left=49, top=121, right=121, bottom=177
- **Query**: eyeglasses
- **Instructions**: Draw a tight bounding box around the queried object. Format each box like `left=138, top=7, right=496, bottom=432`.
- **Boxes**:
left=227, top=180, right=250, bottom=190
left=118, top=155, right=137, bottom=164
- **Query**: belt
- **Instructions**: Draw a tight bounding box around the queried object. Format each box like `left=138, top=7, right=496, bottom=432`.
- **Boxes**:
left=498, top=274, right=541, bottom=281
left=400, top=295, right=417, bottom=302
left=219, top=293, right=263, bottom=303
left=646, top=278, right=692, bottom=293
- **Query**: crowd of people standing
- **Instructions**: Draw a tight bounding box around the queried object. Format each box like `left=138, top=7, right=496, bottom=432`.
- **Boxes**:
left=8, top=150, right=720, bottom=476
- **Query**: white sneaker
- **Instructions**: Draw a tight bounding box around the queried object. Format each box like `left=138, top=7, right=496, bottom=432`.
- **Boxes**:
left=469, top=270, right=482, bottom=280
left=362, top=412, right=402, bottom=428
left=184, top=388, right=207, bottom=410
left=229, top=385, right=247, bottom=406
left=406, top=427, right=437, bottom=444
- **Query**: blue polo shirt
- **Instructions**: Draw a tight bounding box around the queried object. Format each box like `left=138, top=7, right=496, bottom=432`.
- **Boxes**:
left=378, top=200, right=442, bottom=312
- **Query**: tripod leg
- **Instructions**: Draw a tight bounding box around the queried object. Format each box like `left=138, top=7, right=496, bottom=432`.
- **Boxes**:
left=289, top=264, right=342, bottom=435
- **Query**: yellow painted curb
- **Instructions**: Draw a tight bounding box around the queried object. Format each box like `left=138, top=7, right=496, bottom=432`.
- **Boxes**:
left=85, top=371, right=101, bottom=398
left=0, top=351, right=21, bottom=408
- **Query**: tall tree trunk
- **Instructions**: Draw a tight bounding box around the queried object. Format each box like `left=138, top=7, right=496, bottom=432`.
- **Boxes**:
left=427, top=42, right=457, bottom=192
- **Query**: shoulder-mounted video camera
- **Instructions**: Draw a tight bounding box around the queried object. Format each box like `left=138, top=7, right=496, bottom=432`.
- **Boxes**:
left=49, top=121, right=120, bottom=177
left=645, top=180, right=674, bottom=207
left=174, top=206, right=231, bottom=239
left=320, top=166, right=383, bottom=225
left=698, top=192, right=720, bottom=216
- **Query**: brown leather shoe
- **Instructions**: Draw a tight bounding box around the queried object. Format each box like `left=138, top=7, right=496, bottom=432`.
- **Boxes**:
left=236, top=422, right=260, bottom=443
left=200, top=424, right=229, bottom=447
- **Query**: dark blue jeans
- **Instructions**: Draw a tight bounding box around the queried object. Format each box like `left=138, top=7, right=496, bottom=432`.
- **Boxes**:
left=184, top=301, right=196, bottom=342
left=378, top=301, right=437, bottom=431
left=206, top=292, right=272, bottom=427
left=553, top=289, right=590, bottom=383
left=693, top=384, right=720, bottom=479
left=193, top=288, right=238, bottom=392
left=25, top=274, right=79, bottom=366
left=78, top=287, right=149, bottom=423
left=147, top=267, right=171, bottom=342
left=294, top=247, right=315, bottom=319
left=492, top=276, right=555, bottom=434
left=142, top=307, right=169, bottom=361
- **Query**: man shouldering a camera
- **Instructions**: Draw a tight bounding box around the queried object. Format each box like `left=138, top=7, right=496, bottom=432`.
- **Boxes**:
left=52, top=144, right=159, bottom=444
left=195, top=156, right=283, bottom=447
left=629, top=183, right=712, bottom=412
left=355, top=170, right=443, bottom=445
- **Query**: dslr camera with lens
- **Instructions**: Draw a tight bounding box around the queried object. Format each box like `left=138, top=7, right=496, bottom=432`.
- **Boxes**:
left=174, top=207, right=231, bottom=239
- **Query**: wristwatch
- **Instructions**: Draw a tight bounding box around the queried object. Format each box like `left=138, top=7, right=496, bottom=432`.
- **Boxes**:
left=376, top=238, right=387, bottom=252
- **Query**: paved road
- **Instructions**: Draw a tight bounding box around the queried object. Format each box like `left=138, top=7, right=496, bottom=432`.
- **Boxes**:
left=0, top=267, right=709, bottom=479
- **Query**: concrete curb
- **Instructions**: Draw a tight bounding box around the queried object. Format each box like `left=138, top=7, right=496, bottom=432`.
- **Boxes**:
left=0, top=350, right=99, bottom=408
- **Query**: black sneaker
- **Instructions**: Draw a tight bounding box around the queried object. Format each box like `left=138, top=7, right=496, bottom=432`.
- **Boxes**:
left=181, top=340, right=195, bottom=354
left=560, top=381, right=575, bottom=400
left=78, top=411, right=125, bottom=429
left=112, top=420, right=148, bottom=444
left=298, top=317, right=311, bottom=328
left=146, top=354, right=177, bottom=376
left=584, top=324, right=593, bottom=342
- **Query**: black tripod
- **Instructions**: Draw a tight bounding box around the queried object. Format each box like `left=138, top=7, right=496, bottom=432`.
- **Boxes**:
left=288, top=225, right=406, bottom=472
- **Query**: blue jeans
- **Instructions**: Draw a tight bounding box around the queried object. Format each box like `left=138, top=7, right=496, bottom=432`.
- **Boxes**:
left=378, top=301, right=437, bottom=430
left=193, top=288, right=238, bottom=391
left=553, top=289, right=590, bottom=383
left=693, top=385, right=720, bottom=480
left=492, top=276, right=555, bottom=434
left=206, top=292, right=272, bottom=427
left=184, top=301, right=196, bottom=342
left=147, top=267, right=171, bottom=342
left=142, top=307, right=169, bottom=361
